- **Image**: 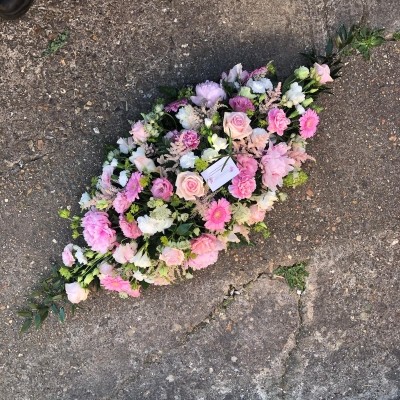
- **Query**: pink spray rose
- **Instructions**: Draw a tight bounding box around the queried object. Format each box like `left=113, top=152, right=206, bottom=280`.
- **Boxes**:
left=229, top=96, right=255, bottom=113
left=187, top=251, right=219, bottom=270
left=236, top=154, right=258, bottom=177
left=223, top=112, right=253, bottom=140
left=65, top=282, right=89, bottom=304
left=119, top=216, right=142, bottom=239
left=204, top=198, right=232, bottom=231
left=190, top=80, right=226, bottom=108
left=191, top=234, right=225, bottom=255
left=113, top=191, right=131, bottom=214
left=267, top=108, right=291, bottom=136
left=125, top=172, right=143, bottom=202
left=151, top=177, right=174, bottom=201
left=247, top=205, right=266, bottom=225
left=130, top=121, right=149, bottom=143
left=314, top=63, right=333, bottom=84
left=299, top=109, right=319, bottom=138
left=260, top=142, right=295, bottom=191
left=82, top=210, right=116, bottom=254
left=159, top=247, right=185, bottom=266
left=62, top=244, right=75, bottom=267
left=228, top=173, right=256, bottom=199
left=100, top=275, right=140, bottom=297
left=175, top=171, right=205, bottom=201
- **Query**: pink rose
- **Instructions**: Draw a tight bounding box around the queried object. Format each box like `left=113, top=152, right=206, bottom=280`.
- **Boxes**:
left=247, top=205, right=266, bottom=225
left=113, top=191, right=131, bottom=214
left=260, top=142, right=295, bottom=191
left=130, top=121, right=149, bottom=143
left=62, top=244, right=75, bottom=267
left=267, top=108, right=290, bottom=136
left=159, top=247, right=185, bottom=266
left=229, top=96, right=255, bottom=113
left=119, top=216, right=142, bottom=239
left=82, top=210, right=116, bottom=254
left=175, top=171, right=205, bottom=201
left=151, top=178, right=174, bottom=201
left=314, top=63, right=333, bottom=84
left=191, top=81, right=226, bottom=108
left=65, top=282, right=89, bottom=304
left=191, top=234, right=225, bottom=255
left=187, top=251, right=219, bottom=270
left=236, top=154, right=258, bottom=177
left=228, top=173, right=256, bottom=199
left=223, top=112, right=253, bottom=140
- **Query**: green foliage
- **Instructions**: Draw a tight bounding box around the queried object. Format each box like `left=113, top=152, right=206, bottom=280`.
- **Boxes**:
left=58, top=209, right=70, bottom=219
left=253, top=222, right=271, bottom=239
left=393, top=31, right=400, bottom=41
left=42, top=30, right=69, bottom=57
left=283, top=171, right=309, bottom=188
left=274, top=263, right=309, bottom=292
left=352, top=26, right=385, bottom=60
left=194, top=158, right=209, bottom=172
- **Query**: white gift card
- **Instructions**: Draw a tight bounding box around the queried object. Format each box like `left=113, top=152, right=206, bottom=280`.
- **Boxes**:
left=201, top=156, right=240, bottom=192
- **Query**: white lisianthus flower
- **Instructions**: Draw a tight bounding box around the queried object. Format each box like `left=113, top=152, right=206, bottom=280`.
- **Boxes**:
left=211, top=134, right=228, bottom=151
left=118, top=170, right=129, bottom=187
left=73, top=245, right=87, bottom=265
left=256, top=191, right=278, bottom=211
left=296, top=104, right=306, bottom=115
left=176, top=105, right=200, bottom=130
left=204, top=118, right=213, bottom=128
left=129, top=147, right=157, bottom=173
left=79, top=192, right=91, bottom=208
left=180, top=152, right=198, bottom=169
left=284, top=82, right=305, bottom=107
left=110, top=158, right=119, bottom=167
left=131, top=249, right=152, bottom=268
left=117, top=137, right=135, bottom=154
left=65, top=282, right=89, bottom=304
left=246, top=77, right=273, bottom=94
left=201, top=148, right=219, bottom=162
left=137, top=215, right=174, bottom=235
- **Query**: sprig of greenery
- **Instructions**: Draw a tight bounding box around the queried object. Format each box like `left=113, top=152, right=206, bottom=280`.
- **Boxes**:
left=274, top=262, right=309, bottom=292
left=42, top=30, right=70, bottom=57
left=351, top=27, right=385, bottom=60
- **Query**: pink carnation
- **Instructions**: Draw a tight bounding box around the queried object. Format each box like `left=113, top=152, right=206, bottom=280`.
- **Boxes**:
left=164, top=98, right=188, bottom=113
left=82, top=210, right=116, bottom=254
left=125, top=172, right=143, bottom=202
left=190, top=81, right=226, bottom=108
left=191, top=234, right=225, bottom=255
left=151, top=177, right=174, bottom=201
left=113, top=191, right=131, bottom=214
left=119, top=216, right=142, bottom=239
left=267, top=108, right=290, bottom=136
left=204, top=198, right=232, bottom=231
left=236, top=154, right=258, bottom=177
left=99, top=165, right=114, bottom=193
left=113, top=242, right=138, bottom=264
left=62, top=244, right=75, bottom=267
left=100, top=275, right=140, bottom=297
left=228, top=173, right=256, bottom=199
left=187, top=251, right=219, bottom=270
left=299, top=109, right=319, bottom=138
left=180, top=130, right=200, bottom=150
left=159, top=247, right=185, bottom=266
left=260, top=142, right=295, bottom=191
left=229, top=96, right=255, bottom=113
left=248, top=66, right=268, bottom=79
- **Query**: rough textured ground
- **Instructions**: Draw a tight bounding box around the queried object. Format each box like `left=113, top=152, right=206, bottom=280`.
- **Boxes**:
left=0, top=1, right=399, bottom=399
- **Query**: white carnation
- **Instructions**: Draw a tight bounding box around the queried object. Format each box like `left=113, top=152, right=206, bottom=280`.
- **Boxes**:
left=176, top=105, right=200, bottom=130
left=180, top=152, right=198, bottom=169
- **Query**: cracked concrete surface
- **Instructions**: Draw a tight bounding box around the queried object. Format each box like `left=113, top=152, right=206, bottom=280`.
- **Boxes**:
left=0, top=1, right=399, bottom=399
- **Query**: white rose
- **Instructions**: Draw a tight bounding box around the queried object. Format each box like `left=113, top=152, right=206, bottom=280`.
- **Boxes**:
left=180, top=152, right=198, bottom=169
left=211, top=134, right=228, bottom=151
left=137, top=215, right=173, bottom=235
left=65, top=282, right=89, bottom=304
left=246, top=78, right=273, bottom=94
left=201, top=148, right=219, bottom=162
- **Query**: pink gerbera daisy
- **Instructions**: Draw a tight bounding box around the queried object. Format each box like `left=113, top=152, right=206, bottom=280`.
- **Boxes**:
left=204, top=198, right=232, bottom=231
left=125, top=172, right=143, bottom=202
left=299, top=109, right=319, bottom=138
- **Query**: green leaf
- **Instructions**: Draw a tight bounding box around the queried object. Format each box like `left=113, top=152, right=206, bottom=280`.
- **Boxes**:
left=83, top=273, right=94, bottom=286
left=17, top=310, right=32, bottom=318
left=274, top=263, right=309, bottom=292
left=59, top=307, right=66, bottom=323
left=58, top=209, right=70, bottom=219
left=59, top=266, right=72, bottom=279
left=20, top=318, right=32, bottom=334
left=176, top=223, right=193, bottom=236
left=34, top=314, right=42, bottom=329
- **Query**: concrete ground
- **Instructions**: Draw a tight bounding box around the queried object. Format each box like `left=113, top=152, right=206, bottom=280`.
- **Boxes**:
left=0, top=1, right=399, bottom=399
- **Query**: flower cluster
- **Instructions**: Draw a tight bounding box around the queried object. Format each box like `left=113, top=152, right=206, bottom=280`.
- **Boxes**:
left=59, top=61, right=333, bottom=304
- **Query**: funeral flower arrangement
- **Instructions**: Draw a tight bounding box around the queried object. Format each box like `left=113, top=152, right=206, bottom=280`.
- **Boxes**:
left=19, top=50, right=342, bottom=331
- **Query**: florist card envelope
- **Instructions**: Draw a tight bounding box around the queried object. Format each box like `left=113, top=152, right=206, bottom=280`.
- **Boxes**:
left=201, top=156, right=240, bottom=192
